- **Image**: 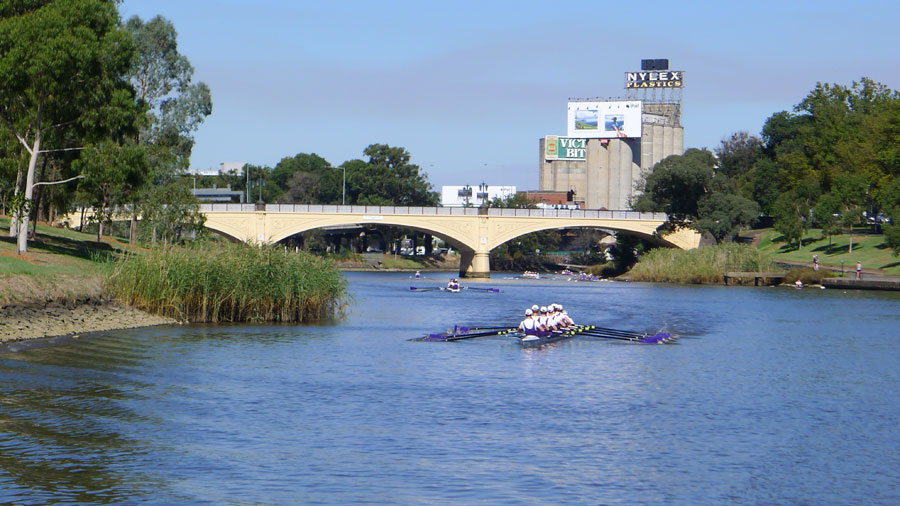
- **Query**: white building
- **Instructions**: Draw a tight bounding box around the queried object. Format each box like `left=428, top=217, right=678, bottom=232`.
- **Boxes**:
left=441, top=185, right=516, bottom=207
left=218, top=161, right=246, bottom=175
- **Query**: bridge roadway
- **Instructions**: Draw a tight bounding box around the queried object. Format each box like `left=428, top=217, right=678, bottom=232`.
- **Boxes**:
left=199, top=203, right=701, bottom=278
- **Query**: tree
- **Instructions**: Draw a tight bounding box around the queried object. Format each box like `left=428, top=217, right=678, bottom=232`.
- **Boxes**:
left=772, top=193, right=804, bottom=250
left=757, top=78, right=900, bottom=225
left=140, top=180, right=206, bottom=244
left=715, top=131, right=763, bottom=195
left=346, top=144, right=438, bottom=206
left=634, top=148, right=757, bottom=242
left=0, top=0, right=138, bottom=253
left=75, top=143, right=147, bottom=241
left=694, top=193, right=759, bottom=244
left=266, top=153, right=344, bottom=204
left=813, top=193, right=842, bottom=246
left=125, top=14, right=212, bottom=243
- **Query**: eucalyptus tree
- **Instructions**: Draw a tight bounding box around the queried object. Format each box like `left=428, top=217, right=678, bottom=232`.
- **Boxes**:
left=0, top=0, right=138, bottom=253
left=124, top=14, right=212, bottom=243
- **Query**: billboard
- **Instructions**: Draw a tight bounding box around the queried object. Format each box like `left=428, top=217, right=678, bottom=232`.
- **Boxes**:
left=545, top=136, right=586, bottom=160
left=625, top=70, right=683, bottom=88
left=566, top=101, right=641, bottom=139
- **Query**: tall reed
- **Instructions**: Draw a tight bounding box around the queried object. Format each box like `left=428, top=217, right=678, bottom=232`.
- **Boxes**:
left=106, top=243, right=347, bottom=323
left=627, top=243, right=775, bottom=284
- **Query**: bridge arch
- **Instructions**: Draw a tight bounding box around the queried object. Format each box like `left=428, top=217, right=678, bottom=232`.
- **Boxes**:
left=486, top=221, right=687, bottom=252
left=197, top=204, right=701, bottom=277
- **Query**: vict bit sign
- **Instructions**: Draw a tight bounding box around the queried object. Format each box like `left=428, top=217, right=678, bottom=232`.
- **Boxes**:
left=545, top=136, right=586, bottom=160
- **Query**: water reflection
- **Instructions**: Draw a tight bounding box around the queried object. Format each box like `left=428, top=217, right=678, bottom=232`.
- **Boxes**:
left=0, top=272, right=898, bottom=504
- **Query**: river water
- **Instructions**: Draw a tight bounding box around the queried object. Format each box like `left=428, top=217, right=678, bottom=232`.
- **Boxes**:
left=1, top=271, right=899, bottom=505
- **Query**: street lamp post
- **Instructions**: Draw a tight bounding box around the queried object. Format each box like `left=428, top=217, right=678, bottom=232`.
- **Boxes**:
left=478, top=182, right=488, bottom=206
left=339, top=166, right=346, bottom=205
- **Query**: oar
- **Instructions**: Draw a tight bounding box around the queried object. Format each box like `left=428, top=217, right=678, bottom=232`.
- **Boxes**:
left=457, top=324, right=518, bottom=331
left=410, top=286, right=439, bottom=292
left=578, top=324, right=645, bottom=338
left=572, top=328, right=675, bottom=344
left=463, top=287, right=503, bottom=293
left=445, top=329, right=515, bottom=342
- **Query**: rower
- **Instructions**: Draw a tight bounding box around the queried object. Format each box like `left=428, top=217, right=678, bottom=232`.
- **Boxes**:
left=557, top=303, right=575, bottom=327
left=447, top=278, right=460, bottom=291
left=547, top=304, right=563, bottom=330
left=537, top=306, right=554, bottom=332
left=518, top=309, right=538, bottom=336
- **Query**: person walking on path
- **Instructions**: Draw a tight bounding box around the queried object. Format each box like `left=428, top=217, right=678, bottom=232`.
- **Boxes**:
left=856, top=261, right=862, bottom=280
left=813, top=255, right=819, bottom=271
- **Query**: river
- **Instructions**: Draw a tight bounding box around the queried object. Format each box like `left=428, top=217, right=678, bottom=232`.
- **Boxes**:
left=1, top=271, right=899, bottom=505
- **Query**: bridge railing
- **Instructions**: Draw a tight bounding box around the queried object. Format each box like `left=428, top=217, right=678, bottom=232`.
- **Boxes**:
left=199, top=204, right=666, bottom=221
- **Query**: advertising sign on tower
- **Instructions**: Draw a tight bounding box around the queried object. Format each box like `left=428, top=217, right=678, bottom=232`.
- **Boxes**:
left=545, top=136, right=586, bottom=160
left=566, top=101, right=642, bottom=139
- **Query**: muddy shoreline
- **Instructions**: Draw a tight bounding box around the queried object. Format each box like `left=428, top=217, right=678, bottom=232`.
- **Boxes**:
left=0, top=300, right=177, bottom=349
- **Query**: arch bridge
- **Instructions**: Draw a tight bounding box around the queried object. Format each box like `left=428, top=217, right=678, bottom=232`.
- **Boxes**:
left=201, top=203, right=700, bottom=278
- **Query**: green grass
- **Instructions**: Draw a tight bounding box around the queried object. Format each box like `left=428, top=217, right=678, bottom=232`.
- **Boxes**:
left=751, top=228, right=900, bottom=275
left=106, top=243, right=348, bottom=323
left=0, top=216, right=130, bottom=303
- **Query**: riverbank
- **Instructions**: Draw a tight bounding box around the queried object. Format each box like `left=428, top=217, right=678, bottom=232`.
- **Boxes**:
left=0, top=299, right=176, bottom=343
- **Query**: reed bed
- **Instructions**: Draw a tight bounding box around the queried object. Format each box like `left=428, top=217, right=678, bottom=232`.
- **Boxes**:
left=627, top=244, right=775, bottom=284
left=106, top=243, right=347, bottom=323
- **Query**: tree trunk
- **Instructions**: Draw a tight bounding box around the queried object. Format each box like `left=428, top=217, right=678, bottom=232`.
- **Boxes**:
left=97, top=220, right=104, bottom=242
left=130, top=211, right=137, bottom=245
left=17, top=130, right=41, bottom=254
left=10, top=163, right=23, bottom=238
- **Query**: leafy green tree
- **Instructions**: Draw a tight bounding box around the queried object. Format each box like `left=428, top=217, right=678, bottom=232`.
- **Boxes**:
left=344, top=144, right=438, bottom=206
left=715, top=131, right=763, bottom=196
left=75, top=143, right=147, bottom=241
left=488, top=192, right=535, bottom=209
left=694, top=192, right=759, bottom=244
left=633, top=148, right=717, bottom=226
left=140, top=180, right=206, bottom=244
left=635, top=148, right=757, bottom=242
left=0, top=0, right=138, bottom=253
left=125, top=14, right=212, bottom=243
left=813, top=193, right=842, bottom=245
left=757, top=78, right=900, bottom=225
left=271, top=153, right=335, bottom=201
left=772, top=192, right=804, bottom=250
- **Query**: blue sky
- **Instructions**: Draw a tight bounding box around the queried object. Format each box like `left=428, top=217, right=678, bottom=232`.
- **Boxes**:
left=119, top=0, right=900, bottom=190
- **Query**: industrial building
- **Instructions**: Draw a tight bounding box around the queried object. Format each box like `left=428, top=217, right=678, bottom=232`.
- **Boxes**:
left=538, top=60, right=684, bottom=210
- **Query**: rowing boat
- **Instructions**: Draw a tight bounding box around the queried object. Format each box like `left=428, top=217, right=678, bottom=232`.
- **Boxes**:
left=514, top=330, right=572, bottom=348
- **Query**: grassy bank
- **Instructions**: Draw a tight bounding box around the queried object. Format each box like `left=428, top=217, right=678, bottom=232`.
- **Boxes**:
left=752, top=228, right=900, bottom=275
left=106, top=243, right=347, bottom=323
left=627, top=243, right=775, bottom=284
left=0, top=216, right=134, bottom=304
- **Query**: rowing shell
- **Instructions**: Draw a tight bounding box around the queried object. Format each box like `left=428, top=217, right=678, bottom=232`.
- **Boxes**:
left=512, top=331, right=572, bottom=348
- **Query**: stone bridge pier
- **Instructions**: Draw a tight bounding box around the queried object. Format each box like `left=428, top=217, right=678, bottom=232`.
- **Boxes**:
left=458, top=248, right=491, bottom=278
